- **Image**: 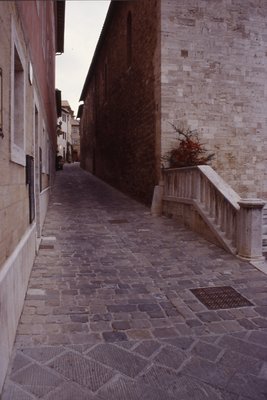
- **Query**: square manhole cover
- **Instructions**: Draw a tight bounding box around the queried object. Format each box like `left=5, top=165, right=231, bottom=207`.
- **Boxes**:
left=190, top=286, right=253, bottom=310
left=108, top=219, right=129, bottom=224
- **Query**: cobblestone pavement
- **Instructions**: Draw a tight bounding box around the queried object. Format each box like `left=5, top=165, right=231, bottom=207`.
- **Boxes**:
left=2, top=164, right=267, bottom=400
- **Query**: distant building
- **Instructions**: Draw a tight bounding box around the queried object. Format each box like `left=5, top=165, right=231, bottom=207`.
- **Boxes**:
left=0, top=0, right=65, bottom=391
left=79, top=0, right=267, bottom=205
left=71, top=118, right=80, bottom=162
left=57, top=100, right=73, bottom=162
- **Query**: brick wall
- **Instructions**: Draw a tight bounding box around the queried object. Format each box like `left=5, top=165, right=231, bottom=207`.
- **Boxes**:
left=81, top=0, right=160, bottom=205
left=161, top=0, right=267, bottom=199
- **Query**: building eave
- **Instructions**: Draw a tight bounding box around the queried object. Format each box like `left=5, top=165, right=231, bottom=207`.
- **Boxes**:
left=56, top=0, right=65, bottom=54
left=55, top=89, right=62, bottom=117
left=77, top=104, right=84, bottom=119
left=79, top=1, right=115, bottom=101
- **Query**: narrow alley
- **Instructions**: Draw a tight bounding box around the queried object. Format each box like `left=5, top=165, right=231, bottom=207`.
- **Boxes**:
left=2, top=164, right=267, bottom=400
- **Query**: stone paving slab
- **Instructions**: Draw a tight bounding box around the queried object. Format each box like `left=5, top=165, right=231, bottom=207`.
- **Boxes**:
left=1, top=164, right=267, bottom=399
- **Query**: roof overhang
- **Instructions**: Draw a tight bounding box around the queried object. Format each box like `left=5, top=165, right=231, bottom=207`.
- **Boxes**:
left=77, top=104, right=84, bottom=119
left=55, top=89, right=62, bottom=117
left=80, top=1, right=114, bottom=101
left=56, top=1, right=65, bottom=54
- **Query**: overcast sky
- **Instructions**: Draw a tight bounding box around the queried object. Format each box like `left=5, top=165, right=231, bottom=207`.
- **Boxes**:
left=56, top=0, right=110, bottom=116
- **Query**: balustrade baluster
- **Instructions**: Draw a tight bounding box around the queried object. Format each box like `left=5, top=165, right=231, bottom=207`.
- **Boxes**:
left=200, top=175, right=205, bottom=204
left=215, top=194, right=221, bottom=226
left=227, top=205, right=235, bottom=240
left=232, top=213, right=237, bottom=246
left=184, top=172, right=188, bottom=198
left=168, top=174, right=172, bottom=197
left=187, top=171, right=192, bottom=199
left=175, top=172, right=178, bottom=197
left=210, top=186, right=216, bottom=219
left=205, top=180, right=211, bottom=212
left=178, top=171, right=182, bottom=198
left=194, top=170, right=201, bottom=201
left=221, top=202, right=227, bottom=233
left=226, top=204, right=231, bottom=236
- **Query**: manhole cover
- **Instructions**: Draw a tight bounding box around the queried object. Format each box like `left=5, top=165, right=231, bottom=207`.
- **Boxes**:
left=40, top=244, right=54, bottom=250
left=108, top=219, right=129, bottom=224
left=190, top=286, right=253, bottom=310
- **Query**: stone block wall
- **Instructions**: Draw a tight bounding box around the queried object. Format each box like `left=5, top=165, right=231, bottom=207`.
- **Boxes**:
left=81, top=0, right=161, bottom=205
left=0, top=0, right=62, bottom=392
left=0, top=1, right=58, bottom=267
left=161, top=0, right=267, bottom=199
left=0, top=2, right=30, bottom=267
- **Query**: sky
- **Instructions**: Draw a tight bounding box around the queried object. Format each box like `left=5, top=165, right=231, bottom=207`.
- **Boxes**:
left=56, top=0, right=110, bottom=116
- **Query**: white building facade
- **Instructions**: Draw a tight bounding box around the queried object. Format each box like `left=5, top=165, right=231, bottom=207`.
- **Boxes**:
left=57, top=100, right=73, bottom=162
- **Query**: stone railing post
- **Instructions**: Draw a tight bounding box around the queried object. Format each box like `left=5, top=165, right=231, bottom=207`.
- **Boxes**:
left=151, top=181, right=164, bottom=216
left=237, top=199, right=265, bottom=261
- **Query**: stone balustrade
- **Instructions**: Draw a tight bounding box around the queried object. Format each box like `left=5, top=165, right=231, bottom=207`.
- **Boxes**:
left=151, top=166, right=265, bottom=261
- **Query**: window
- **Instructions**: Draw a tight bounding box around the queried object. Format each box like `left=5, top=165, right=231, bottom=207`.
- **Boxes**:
left=39, top=147, right=42, bottom=192
left=127, top=12, right=132, bottom=68
left=36, top=0, right=40, bottom=16
left=41, top=126, right=50, bottom=174
left=14, top=48, right=24, bottom=149
left=11, top=20, right=26, bottom=165
left=62, top=113, right=66, bottom=122
left=46, top=137, right=50, bottom=175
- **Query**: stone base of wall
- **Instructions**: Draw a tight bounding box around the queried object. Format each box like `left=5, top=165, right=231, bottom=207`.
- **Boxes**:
left=163, top=200, right=222, bottom=250
left=0, top=224, right=36, bottom=392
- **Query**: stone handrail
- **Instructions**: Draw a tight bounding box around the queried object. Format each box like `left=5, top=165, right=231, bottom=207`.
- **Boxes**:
left=151, top=165, right=265, bottom=261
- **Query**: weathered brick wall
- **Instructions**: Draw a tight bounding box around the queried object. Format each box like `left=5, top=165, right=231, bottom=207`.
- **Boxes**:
left=81, top=0, right=160, bottom=205
left=161, top=0, right=267, bottom=199
left=80, top=82, right=96, bottom=173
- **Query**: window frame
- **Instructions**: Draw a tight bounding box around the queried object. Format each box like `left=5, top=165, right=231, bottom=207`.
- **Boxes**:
left=41, top=124, right=50, bottom=175
left=10, top=19, right=26, bottom=166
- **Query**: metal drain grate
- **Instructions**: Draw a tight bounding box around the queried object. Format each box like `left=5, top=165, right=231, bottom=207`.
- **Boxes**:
left=108, top=219, right=129, bottom=224
left=190, top=286, right=253, bottom=310
left=40, top=244, right=54, bottom=250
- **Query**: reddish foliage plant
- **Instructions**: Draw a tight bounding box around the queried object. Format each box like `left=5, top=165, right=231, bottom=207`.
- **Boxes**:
left=163, top=125, right=215, bottom=168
